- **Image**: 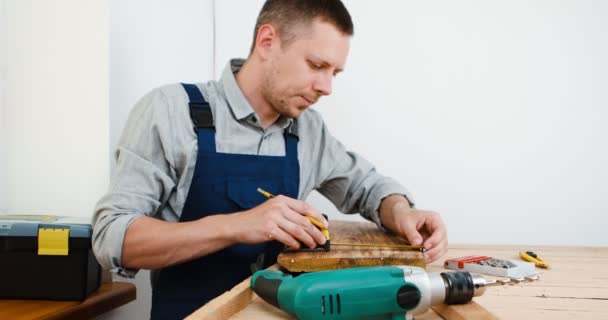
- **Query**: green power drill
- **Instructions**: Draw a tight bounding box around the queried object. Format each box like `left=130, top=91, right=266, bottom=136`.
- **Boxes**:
left=251, top=266, right=496, bottom=320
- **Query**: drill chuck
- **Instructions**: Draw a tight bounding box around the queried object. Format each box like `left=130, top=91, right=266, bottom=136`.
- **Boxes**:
left=440, top=271, right=487, bottom=304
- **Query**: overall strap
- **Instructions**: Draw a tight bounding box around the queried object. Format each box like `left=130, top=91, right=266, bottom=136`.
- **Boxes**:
left=181, top=83, right=216, bottom=153
left=284, top=120, right=299, bottom=160
left=283, top=119, right=300, bottom=166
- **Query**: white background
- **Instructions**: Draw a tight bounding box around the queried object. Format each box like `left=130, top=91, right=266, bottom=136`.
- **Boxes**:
left=0, top=0, right=6, bottom=212
left=1, top=1, right=607, bottom=319
left=1, top=0, right=109, bottom=217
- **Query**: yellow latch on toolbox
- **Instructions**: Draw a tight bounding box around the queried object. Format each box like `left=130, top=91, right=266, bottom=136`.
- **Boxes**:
left=38, top=227, right=69, bottom=256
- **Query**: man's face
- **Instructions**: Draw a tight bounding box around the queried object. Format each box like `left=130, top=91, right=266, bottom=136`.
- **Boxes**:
left=261, top=19, right=351, bottom=118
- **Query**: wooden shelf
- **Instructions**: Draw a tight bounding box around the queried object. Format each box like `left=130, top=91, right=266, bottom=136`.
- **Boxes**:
left=0, top=282, right=136, bottom=320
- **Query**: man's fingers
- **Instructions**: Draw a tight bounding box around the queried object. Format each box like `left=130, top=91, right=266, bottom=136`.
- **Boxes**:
left=400, top=219, right=424, bottom=246
left=268, top=226, right=300, bottom=249
left=423, top=246, right=439, bottom=263
left=423, top=224, right=447, bottom=250
left=423, top=240, right=448, bottom=263
left=285, top=210, right=327, bottom=246
left=276, top=218, right=318, bottom=249
left=278, top=195, right=329, bottom=227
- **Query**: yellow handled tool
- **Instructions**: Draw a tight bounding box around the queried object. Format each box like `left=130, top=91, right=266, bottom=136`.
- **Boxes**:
left=520, top=251, right=549, bottom=268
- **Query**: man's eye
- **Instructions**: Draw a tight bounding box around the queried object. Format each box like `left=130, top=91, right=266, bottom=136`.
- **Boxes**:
left=309, top=62, right=322, bottom=70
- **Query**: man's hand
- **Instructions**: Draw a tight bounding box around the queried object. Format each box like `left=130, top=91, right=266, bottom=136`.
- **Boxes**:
left=229, top=195, right=329, bottom=250
left=380, top=195, right=448, bottom=263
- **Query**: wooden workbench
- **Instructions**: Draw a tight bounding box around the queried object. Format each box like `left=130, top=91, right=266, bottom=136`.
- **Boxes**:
left=0, top=282, right=136, bottom=320
left=188, top=244, right=608, bottom=320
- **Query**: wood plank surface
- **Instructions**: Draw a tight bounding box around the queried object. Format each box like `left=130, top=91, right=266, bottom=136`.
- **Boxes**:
left=185, top=273, right=255, bottom=320
left=433, top=244, right=608, bottom=320
left=0, top=282, right=136, bottom=320
left=189, top=243, right=608, bottom=319
left=186, top=265, right=279, bottom=320
left=432, top=302, right=498, bottom=320
left=277, top=220, right=425, bottom=272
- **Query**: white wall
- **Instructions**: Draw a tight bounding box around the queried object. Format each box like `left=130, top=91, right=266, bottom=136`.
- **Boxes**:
left=109, top=0, right=216, bottom=153
left=0, top=0, right=7, bottom=213
left=339, top=0, right=607, bottom=247
left=102, top=1, right=216, bottom=319
left=3, top=0, right=109, bottom=216
left=216, top=0, right=608, bottom=247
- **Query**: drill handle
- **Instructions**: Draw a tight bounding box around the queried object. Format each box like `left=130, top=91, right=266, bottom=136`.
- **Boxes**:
left=251, top=270, right=290, bottom=308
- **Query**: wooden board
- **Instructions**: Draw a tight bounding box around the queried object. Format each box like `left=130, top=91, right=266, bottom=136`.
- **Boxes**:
left=432, top=302, right=498, bottom=320
left=277, top=220, right=425, bottom=272
left=186, top=272, right=258, bottom=320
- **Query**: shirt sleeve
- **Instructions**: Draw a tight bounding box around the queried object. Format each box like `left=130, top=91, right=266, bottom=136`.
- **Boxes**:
left=92, top=89, right=178, bottom=278
left=313, top=120, right=415, bottom=229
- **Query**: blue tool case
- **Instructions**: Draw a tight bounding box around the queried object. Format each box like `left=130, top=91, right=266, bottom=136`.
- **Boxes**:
left=0, top=215, right=101, bottom=300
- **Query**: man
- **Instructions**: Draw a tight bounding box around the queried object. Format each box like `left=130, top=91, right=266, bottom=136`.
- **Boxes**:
left=93, top=0, right=447, bottom=318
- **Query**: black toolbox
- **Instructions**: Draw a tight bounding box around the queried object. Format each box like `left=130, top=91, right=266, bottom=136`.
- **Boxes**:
left=0, top=215, right=101, bottom=300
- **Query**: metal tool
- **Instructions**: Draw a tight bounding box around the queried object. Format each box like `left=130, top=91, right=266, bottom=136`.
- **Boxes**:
left=257, top=188, right=423, bottom=253
left=251, top=266, right=539, bottom=320
left=331, top=242, right=425, bottom=251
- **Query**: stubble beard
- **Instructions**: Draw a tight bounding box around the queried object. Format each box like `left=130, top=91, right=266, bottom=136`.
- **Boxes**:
left=261, top=67, right=301, bottom=119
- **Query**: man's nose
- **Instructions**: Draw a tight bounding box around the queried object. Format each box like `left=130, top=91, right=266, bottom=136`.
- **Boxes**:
left=313, top=73, right=333, bottom=96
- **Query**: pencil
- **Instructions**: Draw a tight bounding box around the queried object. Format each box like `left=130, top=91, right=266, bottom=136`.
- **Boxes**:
left=256, top=187, right=275, bottom=199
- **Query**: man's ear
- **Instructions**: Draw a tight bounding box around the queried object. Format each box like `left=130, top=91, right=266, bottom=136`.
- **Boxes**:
left=254, top=24, right=280, bottom=60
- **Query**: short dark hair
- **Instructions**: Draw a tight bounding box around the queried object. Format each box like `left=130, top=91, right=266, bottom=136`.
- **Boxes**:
left=250, top=0, right=354, bottom=53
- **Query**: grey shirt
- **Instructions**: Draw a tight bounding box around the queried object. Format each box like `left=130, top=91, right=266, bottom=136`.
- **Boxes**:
left=92, top=59, right=413, bottom=278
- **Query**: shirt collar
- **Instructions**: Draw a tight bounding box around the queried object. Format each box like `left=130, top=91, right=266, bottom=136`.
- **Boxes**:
left=221, top=58, right=293, bottom=129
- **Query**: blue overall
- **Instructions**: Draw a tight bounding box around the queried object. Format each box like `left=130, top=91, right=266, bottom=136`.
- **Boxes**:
left=150, top=84, right=300, bottom=319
